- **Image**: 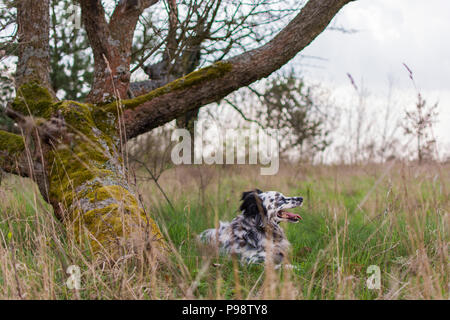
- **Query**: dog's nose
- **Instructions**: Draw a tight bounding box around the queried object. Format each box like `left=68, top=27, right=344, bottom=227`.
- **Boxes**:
left=295, top=197, right=303, bottom=202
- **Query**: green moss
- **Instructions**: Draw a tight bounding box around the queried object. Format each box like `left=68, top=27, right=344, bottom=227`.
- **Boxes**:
left=0, top=130, right=25, bottom=155
left=46, top=145, right=111, bottom=208
left=12, top=82, right=55, bottom=118
left=58, top=101, right=96, bottom=132
left=45, top=99, right=116, bottom=207
left=102, top=61, right=233, bottom=112
left=73, top=186, right=165, bottom=254
left=87, top=185, right=137, bottom=203
left=91, top=108, right=118, bottom=137
left=5, top=85, right=166, bottom=256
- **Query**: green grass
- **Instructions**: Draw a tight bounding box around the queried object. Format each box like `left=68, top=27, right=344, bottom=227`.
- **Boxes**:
left=141, top=163, right=448, bottom=299
left=0, top=162, right=448, bottom=299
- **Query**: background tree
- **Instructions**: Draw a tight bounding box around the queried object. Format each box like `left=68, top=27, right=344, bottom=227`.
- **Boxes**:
left=401, top=64, right=439, bottom=164
left=0, top=0, right=354, bottom=260
left=402, top=93, right=438, bottom=164
left=255, top=73, right=331, bottom=160
left=49, top=0, right=94, bottom=100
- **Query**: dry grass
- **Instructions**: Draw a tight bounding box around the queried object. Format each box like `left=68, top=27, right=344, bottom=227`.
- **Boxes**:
left=0, top=161, right=448, bottom=299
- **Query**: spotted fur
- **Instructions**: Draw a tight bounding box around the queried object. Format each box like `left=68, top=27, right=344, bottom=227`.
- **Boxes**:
left=199, top=189, right=303, bottom=265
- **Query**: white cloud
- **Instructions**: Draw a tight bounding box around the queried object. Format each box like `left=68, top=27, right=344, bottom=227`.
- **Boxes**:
left=298, top=0, right=450, bottom=152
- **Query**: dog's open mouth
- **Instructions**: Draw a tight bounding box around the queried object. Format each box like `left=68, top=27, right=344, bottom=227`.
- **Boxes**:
left=277, top=210, right=302, bottom=223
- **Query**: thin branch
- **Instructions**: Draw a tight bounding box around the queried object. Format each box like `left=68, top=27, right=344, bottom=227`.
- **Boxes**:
left=223, top=98, right=267, bottom=131
left=119, top=0, right=354, bottom=139
left=130, top=156, right=175, bottom=210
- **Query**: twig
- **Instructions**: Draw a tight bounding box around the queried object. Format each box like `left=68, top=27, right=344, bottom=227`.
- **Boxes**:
left=131, top=157, right=175, bottom=211
left=223, top=98, right=271, bottom=134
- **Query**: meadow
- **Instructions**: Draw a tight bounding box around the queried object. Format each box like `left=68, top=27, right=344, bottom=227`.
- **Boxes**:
left=0, top=161, right=448, bottom=299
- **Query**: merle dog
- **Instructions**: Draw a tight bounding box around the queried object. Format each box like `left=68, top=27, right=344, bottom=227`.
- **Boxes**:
left=199, top=189, right=303, bottom=265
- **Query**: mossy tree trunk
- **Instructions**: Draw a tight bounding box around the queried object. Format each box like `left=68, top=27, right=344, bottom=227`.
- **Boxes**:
left=5, top=0, right=167, bottom=258
left=7, top=84, right=165, bottom=258
left=1, top=0, right=353, bottom=260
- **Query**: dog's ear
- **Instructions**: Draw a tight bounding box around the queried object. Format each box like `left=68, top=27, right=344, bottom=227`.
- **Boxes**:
left=241, top=189, right=263, bottom=201
left=240, top=192, right=258, bottom=216
left=240, top=191, right=266, bottom=229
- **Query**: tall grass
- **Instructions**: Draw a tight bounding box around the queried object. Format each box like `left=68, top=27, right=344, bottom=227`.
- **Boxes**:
left=0, top=162, right=448, bottom=299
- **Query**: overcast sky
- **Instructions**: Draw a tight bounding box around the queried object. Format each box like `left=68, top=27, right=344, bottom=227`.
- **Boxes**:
left=297, top=0, right=450, bottom=157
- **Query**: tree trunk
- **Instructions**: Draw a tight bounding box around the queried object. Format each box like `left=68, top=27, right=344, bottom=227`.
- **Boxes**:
left=6, top=0, right=165, bottom=259
left=15, top=0, right=53, bottom=93
left=9, top=84, right=165, bottom=259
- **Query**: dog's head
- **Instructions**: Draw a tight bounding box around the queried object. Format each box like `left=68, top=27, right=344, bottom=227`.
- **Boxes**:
left=240, top=189, right=303, bottom=228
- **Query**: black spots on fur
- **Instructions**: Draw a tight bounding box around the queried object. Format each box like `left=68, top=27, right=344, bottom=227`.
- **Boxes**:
left=243, top=229, right=260, bottom=249
left=256, top=253, right=265, bottom=263
left=241, top=218, right=251, bottom=229
left=244, top=252, right=265, bottom=264
left=271, top=225, right=285, bottom=242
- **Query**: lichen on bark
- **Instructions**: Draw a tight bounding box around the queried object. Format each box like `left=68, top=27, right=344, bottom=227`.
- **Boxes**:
left=102, top=61, right=233, bottom=112
left=7, top=82, right=166, bottom=258
left=47, top=100, right=165, bottom=256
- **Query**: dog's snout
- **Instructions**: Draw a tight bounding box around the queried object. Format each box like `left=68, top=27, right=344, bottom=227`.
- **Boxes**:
left=296, top=197, right=303, bottom=202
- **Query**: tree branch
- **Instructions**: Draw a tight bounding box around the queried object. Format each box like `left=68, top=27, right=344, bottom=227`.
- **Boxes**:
left=79, top=0, right=116, bottom=102
left=79, top=0, right=110, bottom=60
left=109, top=0, right=159, bottom=51
left=80, top=0, right=159, bottom=102
left=223, top=98, right=267, bottom=131
left=121, top=0, right=354, bottom=139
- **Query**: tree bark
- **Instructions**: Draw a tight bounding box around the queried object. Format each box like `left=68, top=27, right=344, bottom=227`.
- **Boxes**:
left=15, top=0, right=53, bottom=92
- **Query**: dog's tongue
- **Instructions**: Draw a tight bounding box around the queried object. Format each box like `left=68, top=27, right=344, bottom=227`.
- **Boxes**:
left=285, top=211, right=302, bottom=220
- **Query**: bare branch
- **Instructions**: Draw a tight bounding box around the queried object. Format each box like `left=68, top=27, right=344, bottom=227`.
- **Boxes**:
left=121, top=0, right=355, bottom=139
left=223, top=98, right=267, bottom=131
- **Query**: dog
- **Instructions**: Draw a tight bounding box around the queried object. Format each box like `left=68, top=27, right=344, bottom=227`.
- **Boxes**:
left=198, top=189, right=303, bottom=266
